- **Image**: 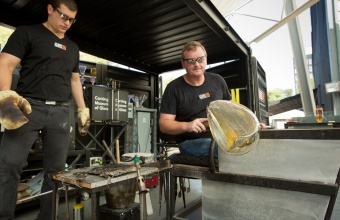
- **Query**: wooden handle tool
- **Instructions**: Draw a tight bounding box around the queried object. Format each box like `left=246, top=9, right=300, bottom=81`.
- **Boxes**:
left=102, top=140, right=118, bottom=164
left=116, top=139, right=121, bottom=163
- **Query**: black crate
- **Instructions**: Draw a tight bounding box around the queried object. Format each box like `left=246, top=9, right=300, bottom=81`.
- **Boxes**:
left=99, top=203, right=140, bottom=220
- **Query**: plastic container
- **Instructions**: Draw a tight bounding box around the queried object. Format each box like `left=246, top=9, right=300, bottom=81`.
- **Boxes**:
left=73, top=194, right=84, bottom=220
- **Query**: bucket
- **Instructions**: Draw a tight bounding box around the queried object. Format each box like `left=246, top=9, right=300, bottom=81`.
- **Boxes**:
left=104, top=180, right=137, bottom=209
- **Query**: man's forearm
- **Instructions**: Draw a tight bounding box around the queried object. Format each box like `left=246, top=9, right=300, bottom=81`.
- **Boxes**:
left=71, top=75, right=86, bottom=108
left=0, top=64, right=14, bottom=90
left=0, top=75, right=12, bottom=90
left=159, top=120, right=188, bottom=135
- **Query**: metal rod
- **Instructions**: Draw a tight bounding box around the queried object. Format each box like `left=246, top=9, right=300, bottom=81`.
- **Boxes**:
left=139, top=192, right=148, bottom=220
left=250, top=0, right=320, bottom=44
left=102, top=140, right=118, bottom=164
left=17, top=187, right=63, bottom=204
left=65, top=185, right=70, bottom=220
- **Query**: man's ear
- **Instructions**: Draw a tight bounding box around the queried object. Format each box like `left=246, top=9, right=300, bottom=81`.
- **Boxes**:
left=47, top=4, right=53, bottom=15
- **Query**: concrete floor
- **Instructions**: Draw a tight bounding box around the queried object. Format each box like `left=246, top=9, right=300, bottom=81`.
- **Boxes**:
left=13, top=177, right=340, bottom=220
left=14, top=178, right=203, bottom=220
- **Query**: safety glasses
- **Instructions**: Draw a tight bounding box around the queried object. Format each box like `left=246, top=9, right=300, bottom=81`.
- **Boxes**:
left=183, top=56, right=206, bottom=64
left=53, top=6, right=76, bottom=24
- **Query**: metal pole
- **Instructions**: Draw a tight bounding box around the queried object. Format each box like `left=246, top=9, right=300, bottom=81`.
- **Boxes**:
left=286, top=0, right=316, bottom=115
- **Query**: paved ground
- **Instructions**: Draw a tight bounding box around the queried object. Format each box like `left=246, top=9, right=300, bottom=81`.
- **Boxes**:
left=15, top=178, right=203, bottom=220
left=14, top=177, right=340, bottom=220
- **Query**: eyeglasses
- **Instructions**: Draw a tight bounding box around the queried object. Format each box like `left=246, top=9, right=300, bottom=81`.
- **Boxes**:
left=183, top=56, right=206, bottom=64
left=53, top=6, right=76, bottom=24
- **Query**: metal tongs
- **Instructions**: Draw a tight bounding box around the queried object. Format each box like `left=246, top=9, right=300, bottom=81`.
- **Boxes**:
left=135, top=156, right=149, bottom=219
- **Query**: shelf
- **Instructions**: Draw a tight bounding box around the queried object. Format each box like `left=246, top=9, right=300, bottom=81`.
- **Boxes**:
left=285, top=122, right=340, bottom=129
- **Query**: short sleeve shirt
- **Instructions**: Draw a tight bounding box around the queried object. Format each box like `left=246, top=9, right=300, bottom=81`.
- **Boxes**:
left=160, top=72, right=231, bottom=142
left=3, top=24, right=80, bottom=101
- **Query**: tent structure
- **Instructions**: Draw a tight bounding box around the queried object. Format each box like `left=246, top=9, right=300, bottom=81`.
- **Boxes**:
left=211, top=0, right=340, bottom=116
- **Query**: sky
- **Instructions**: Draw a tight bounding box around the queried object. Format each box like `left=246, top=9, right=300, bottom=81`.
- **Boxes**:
left=218, top=0, right=313, bottom=93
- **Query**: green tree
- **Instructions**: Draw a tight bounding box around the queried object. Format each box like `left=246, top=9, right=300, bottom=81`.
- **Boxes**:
left=283, top=89, right=293, bottom=98
left=268, top=88, right=293, bottom=103
left=268, top=89, right=283, bottom=102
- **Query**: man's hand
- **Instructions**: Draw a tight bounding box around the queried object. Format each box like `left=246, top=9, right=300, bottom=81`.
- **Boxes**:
left=0, top=90, right=32, bottom=130
left=77, top=107, right=90, bottom=136
left=187, top=118, right=208, bottom=133
left=259, top=123, right=266, bottom=130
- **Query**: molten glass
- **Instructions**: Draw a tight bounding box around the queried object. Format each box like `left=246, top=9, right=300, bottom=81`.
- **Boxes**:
left=207, top=100, right=260, bottom=155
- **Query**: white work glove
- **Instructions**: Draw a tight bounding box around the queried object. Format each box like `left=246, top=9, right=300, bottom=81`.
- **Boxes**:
left=0, top=90, right=32, bottom=130
left=77, top=107, right=90, bottom=136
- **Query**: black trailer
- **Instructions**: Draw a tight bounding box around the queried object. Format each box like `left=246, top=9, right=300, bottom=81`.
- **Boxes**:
left=0, top=0, right=268, bottom=207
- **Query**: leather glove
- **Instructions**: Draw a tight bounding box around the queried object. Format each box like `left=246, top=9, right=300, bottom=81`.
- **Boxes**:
left=77, top=107, right=90, bottom=136
left=0, top=90, right=32, bottom=130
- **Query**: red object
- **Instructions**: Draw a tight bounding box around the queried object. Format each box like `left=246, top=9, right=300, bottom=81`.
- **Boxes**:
left=145, top=174, right=158, bottom=188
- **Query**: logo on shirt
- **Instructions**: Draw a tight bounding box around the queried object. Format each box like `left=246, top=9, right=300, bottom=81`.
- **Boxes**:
left=54, top=42, right=67, bottom=50
left=199, top=92, right=210, bottom=99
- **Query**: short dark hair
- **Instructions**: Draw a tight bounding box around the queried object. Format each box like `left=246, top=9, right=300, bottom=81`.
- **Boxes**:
left=181, top=41, right=207, bottom=60
left=49, top=0, right=78, bottom=11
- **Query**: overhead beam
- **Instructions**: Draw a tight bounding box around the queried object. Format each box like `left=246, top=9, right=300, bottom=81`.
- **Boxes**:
left=250, top=0, right=320, bottom=44
left=183, top=0, right=250, bottom=56
left=286, top=0, right=316, bottom=115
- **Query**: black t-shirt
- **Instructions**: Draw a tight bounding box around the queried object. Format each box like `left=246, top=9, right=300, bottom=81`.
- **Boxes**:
left=3, top=24, right=80, bottom=101
left=160, top=72, right=231, bottom=142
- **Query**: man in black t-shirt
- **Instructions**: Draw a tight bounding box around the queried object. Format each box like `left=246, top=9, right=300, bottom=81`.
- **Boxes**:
left=159, top=41, right=232, bottom=157
left=0, top=0, right=90, bottom=219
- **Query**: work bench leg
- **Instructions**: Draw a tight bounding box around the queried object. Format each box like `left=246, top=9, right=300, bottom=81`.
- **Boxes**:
left=91, top=192, right=100, bottom=220
left=165, top=171, right=170, bottom=220
left=51, top=182, right=59, bottom=220
left=170, top=172, right=176, bottom=219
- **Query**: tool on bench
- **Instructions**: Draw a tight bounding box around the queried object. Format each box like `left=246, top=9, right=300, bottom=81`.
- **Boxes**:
left=115, top=139, right=121, bottom=163
left=135, top=156, right=149, bottom=219
left=102, top=140, right=118, bottom=164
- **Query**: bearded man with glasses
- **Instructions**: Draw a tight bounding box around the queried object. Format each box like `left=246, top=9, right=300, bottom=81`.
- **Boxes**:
left=0, top=0, right=90, bottom=219
left=159, top=41, right=232, bottom=158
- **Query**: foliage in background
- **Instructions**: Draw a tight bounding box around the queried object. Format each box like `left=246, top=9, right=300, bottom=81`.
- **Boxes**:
left=268, top=88, right=293, bottom=103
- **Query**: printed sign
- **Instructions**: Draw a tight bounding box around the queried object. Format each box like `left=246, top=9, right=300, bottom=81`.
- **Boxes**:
left=88, top=86, right=128, bottom=122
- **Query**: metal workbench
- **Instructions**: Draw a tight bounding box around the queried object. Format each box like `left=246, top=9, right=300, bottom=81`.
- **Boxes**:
left=50, top=166, right=169, bottom=220
left=169, top=128, right=340, bottom=219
